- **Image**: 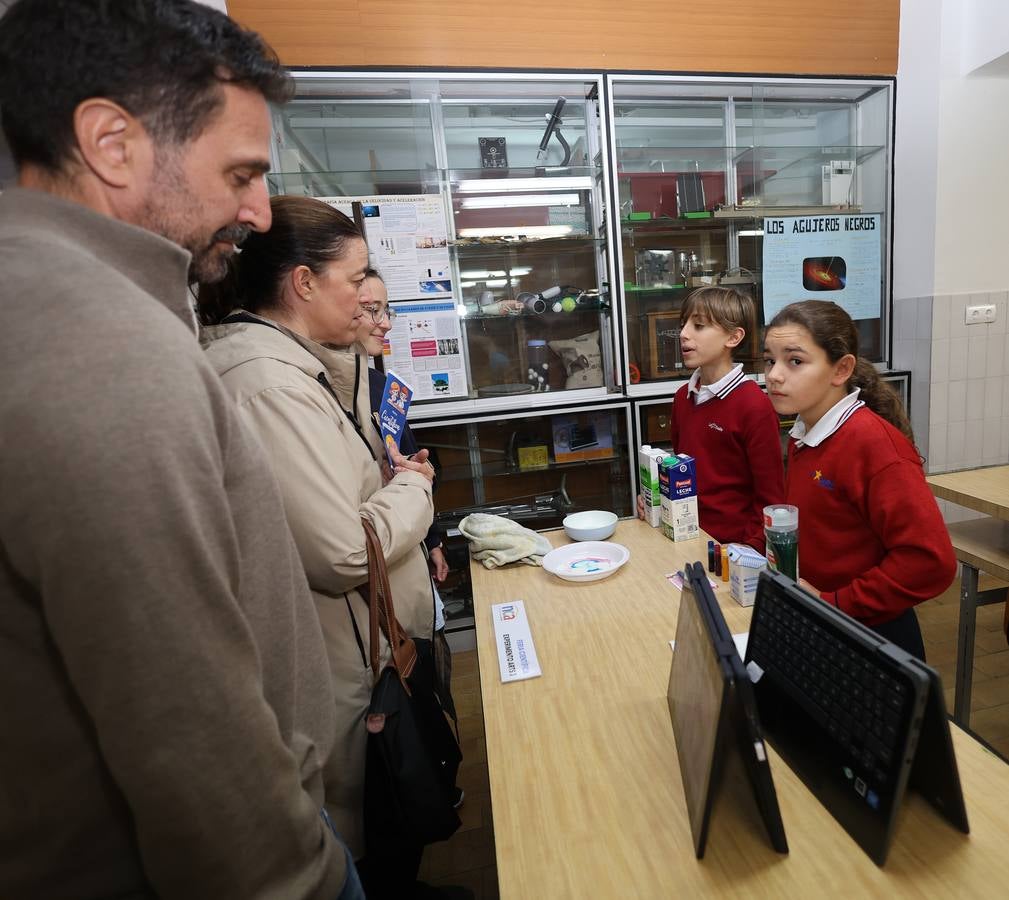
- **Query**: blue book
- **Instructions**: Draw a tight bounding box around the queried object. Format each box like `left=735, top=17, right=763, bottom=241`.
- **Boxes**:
left=378, top=370, right=413, bottom=467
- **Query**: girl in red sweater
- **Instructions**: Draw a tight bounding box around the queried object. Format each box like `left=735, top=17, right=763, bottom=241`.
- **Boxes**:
left=762, top=300, right=956, bottom=659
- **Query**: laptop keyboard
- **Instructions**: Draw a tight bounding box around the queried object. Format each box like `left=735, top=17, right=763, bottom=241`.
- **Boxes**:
left=750, top=590, right=911, bottom=793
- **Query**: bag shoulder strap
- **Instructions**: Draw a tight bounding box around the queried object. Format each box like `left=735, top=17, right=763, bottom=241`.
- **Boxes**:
left=361, top=517, right=418, bottom=684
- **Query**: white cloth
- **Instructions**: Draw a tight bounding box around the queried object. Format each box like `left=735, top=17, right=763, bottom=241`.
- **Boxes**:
left=458, top=513, right=553, bottom=569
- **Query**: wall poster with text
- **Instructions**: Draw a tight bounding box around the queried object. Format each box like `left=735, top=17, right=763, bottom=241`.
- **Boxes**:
left=319, top=194, right=453, bottom=302
left=384, top=300, right=470, bottom=400
left=761, top=213, right=882, bottom=323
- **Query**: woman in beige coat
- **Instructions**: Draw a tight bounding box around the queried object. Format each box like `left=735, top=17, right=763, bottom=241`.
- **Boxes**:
left=197, top=197, right=436, bottom=894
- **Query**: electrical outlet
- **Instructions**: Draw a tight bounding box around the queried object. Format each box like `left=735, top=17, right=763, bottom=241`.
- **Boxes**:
left=965, top=303, right=997, bottom=325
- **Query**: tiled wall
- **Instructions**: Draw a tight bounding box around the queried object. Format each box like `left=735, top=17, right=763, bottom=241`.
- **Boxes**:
left=892, top=295, right=934, bottom=462
left=926, top=290, right=1009, bottom=475
left=892, top=292, right=1009, bottom=525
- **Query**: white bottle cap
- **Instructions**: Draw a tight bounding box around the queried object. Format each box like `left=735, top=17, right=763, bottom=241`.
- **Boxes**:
left=765, top=505, right=799, bottom=529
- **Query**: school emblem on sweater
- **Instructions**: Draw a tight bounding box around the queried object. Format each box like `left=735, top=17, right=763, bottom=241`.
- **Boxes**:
left=708, top=422, right=724, bottom=432
left=812, top=469, right=835, bottom=490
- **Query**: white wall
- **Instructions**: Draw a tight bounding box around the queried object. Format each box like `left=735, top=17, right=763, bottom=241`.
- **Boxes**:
left=934, top=2, right=1009, bottom=293
left=961, top=0, right=1009, bottom=75
left=895, top=0, right=1009, bottom=481
left=929, top=0, right=1009, bottom=475
left=893, top=0, right=942, bottom=302
left=890, top=0, right=943, bottom=455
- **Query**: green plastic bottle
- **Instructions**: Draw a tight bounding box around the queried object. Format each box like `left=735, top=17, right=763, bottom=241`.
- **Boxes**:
left=763, top=504, right=799, bottom=581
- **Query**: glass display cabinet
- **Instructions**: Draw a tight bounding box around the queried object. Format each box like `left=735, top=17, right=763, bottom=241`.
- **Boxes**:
left=269, top=73, right=617, bottom=414
left=606, top=76, right=894, bottom=395
left=412, top=402, right=634, bottom=643
left=264, top=70, right=899, bottom=644
left=633, top=395, right=676, bottom=452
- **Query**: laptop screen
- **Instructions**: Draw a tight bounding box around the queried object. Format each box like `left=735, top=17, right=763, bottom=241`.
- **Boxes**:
left=669, top=562, right=789, bottom=858
left=746, top=568, right=932, bottom=864
left=668, top=565, right=730, bottom=856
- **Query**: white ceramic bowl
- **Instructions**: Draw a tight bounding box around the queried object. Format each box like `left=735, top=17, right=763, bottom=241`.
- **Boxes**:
left=563, top=510, right=618, bottom=542
left=543, top=541, right=630, bottom=583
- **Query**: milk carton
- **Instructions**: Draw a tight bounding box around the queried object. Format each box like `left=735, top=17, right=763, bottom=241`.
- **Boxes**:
left=638, top=444, right=671, bottom=528
left=727, top=543, right=767, bottom=607
left=659, top=454, right=699, bottom=542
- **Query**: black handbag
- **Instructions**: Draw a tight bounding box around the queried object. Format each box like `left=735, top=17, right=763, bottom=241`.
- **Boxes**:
left=359, top=519, right=462, bottom=849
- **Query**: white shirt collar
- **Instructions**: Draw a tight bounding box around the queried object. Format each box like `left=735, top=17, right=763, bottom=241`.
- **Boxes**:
left=687, top=363, right=745, bottom=405
left=790, top=388, right=864, bottom=447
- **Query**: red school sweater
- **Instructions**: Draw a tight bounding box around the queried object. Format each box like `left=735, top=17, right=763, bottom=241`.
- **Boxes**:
left=669, top=378, right=785, bottom=552
left=785, top=407, right=957, bottom=626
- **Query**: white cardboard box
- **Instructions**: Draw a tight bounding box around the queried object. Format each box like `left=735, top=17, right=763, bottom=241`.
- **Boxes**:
left=727, top=543, right=768, bottom=607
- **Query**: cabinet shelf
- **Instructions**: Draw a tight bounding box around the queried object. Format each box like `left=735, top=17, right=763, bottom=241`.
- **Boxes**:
left=266, top=164, right=602, bottom=197
left=452, top=234, right=604, bottom=248
left=712, top=204, right=863, bottom=218
left=733, top=143, right=885, bottom=172
left=615, top=146, right=737, bottom=172
left=615, top=144, right=884, bottom=175
left=623, top=284, right=688, bottom=293
left=620, top=214, right=758, bottom=234
left=432, top=453, right=623, bottom=484
left=461, top=304, right=609, bottom=321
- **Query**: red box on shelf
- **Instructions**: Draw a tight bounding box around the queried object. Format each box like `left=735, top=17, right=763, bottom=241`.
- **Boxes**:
left=625, top=171, right=726, bottom=218
left=623, top=169, right=778, bottom=218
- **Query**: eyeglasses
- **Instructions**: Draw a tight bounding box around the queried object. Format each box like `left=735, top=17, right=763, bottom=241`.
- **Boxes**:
left=360, top=304, right=397, bottom=324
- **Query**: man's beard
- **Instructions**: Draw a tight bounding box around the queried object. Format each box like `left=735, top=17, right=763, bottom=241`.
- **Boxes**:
left=187, top=223, right=251, bottom=284
left=136, top=152, right=251, bottom=284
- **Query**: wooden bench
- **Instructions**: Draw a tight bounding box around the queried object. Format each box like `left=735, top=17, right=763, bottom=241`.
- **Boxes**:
left=945, top=518, right=1009, bottom=727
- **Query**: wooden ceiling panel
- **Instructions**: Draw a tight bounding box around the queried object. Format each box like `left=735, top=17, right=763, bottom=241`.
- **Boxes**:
left=229, top=0, right=898, bottom=76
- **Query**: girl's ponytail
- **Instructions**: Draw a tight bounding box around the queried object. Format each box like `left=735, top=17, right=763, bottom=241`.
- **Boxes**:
left=850, top=357, right=914, bottom=444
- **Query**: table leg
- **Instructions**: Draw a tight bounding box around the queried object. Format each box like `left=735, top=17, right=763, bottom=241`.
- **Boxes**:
left=954, top=563, right=979, bottom=728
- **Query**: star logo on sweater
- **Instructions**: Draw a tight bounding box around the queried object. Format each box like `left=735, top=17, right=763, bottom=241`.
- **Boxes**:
left=708, top=422, right=724, bottom=432
left=812, top=469, right=835, bottom=490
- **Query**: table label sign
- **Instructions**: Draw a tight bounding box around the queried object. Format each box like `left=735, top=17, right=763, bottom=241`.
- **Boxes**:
left=491, top=600, right=542, bottom=683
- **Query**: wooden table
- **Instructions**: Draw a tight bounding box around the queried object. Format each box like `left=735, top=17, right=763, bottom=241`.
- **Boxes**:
left=927, top=466, right=1009, bottom=726
left=471, top=519, right=1009, bottom=898
left=928, top=465, right=1009, bottom=522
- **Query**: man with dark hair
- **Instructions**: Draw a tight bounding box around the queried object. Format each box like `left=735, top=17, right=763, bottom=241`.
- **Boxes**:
left=0, top=0, right=294, bottom=284
left=0, top=2, right=362, bottom=898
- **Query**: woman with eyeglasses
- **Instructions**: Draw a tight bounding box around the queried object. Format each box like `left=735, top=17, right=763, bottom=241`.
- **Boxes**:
left=195, top=196, right=441, bottom=898
left=357, top=270, right=461, bottom=731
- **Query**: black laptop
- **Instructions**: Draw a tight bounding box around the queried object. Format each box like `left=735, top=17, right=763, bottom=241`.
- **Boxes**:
left=746, top=568, right=969, bottom=865
left=667, top=560, right=788, bottom=858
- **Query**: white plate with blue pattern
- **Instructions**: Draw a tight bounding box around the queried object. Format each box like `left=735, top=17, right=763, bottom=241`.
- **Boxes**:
left=542, top=541, right=630, bottom=583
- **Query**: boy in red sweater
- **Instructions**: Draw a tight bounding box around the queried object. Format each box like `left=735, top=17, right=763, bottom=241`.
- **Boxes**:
left=763, top=300, right=956, bottom=659
left=638, top=287, right=784, bottom=552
